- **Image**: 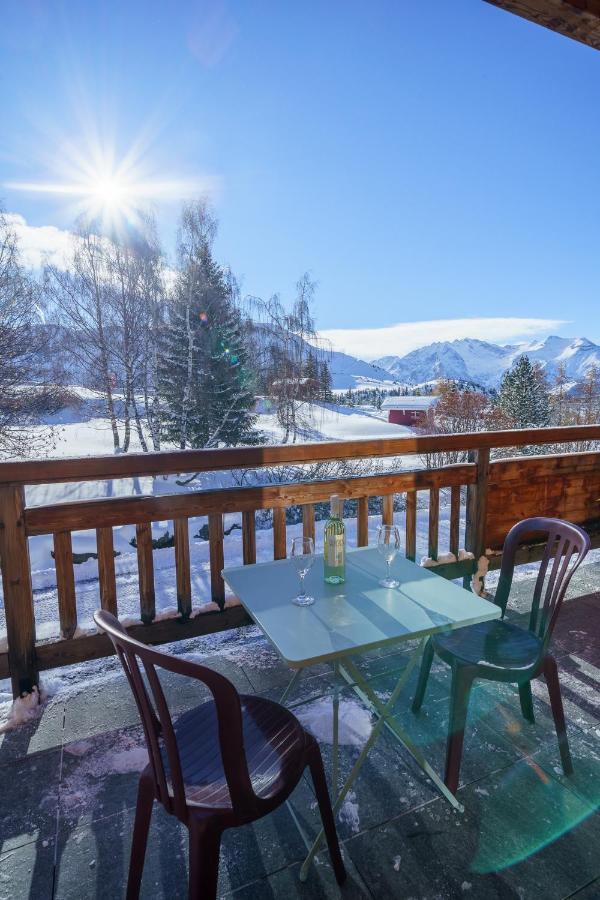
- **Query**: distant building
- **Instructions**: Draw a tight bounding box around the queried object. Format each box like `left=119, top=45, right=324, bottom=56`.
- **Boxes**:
left=381, top=395, right=439, bottom=426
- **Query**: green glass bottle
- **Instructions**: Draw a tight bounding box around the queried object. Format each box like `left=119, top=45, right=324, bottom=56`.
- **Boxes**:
left=324, top=494, right=346, bottom=584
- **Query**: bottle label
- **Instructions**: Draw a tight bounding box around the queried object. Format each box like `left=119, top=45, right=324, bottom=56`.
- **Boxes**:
left=325, top=533, right=345, bottom=568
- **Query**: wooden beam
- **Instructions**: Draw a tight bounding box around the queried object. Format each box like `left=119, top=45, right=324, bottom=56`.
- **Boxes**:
left=96, top=527, right=117, bottom=616
left=53, top=532, right=77, bottom=640
left=173, top=518, right=192, bottom=619
left=242, top=510, right=257, bottom=565
left=272, top=507, right=287, bottom=560
left=136, top=523, right=155, bottom=624
left=208, top=513, right=225, bottom=607
left=35, top=605, right=253, bottom=671
left=484, top=0, right=600, bottom=51
left=357, top=496, right=369, bottom=547
left=25, top=465, right=476, bottom=536
left=0, top=485, right=37, bottom=696
left=3, top=424, right=600, bottom=485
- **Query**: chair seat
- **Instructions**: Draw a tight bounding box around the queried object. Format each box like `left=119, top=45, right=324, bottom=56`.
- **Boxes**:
left=161, top=694, right=308, bottom=809
left=433, top=620, right=542, bottom=677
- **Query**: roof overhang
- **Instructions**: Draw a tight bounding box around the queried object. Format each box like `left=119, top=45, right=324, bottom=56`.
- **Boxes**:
left=484, top=0, right=600, bottom=50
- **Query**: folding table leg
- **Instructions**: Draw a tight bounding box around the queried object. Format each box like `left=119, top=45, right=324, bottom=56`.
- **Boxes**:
left=299, top=643, right=423, bottom=882
left=279, top=667, right=303, bottom=704
left=332, top=661, right=340, bottom=797
left=339, top=655, right=464, bottom=813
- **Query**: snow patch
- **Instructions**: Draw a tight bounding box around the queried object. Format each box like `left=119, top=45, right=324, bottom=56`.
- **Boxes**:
left=338, top=791, right=360, bottom=833
left=59, top=732, right=148, bottom=815
left=421, top=552, right=457, bottom=568
left=296, top=697, right=372, bottom=747
left=471, top=556, right=489, bottom=597
left=0, top=686, right=42, bottom=733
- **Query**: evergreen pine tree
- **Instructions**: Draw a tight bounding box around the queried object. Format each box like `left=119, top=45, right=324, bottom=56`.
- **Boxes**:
left=318, top=360, right=333, bottom=402
left=497, top=354, right=550, bottom=429
left=158, top=202, right=257, bottom=449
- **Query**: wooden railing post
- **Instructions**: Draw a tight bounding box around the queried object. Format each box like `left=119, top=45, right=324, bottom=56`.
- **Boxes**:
left=0, top=485, right=37, bottom=697
left=208, top=513, right=225, bottom=608
left=464, top=448, right=490, bottom=589
left=357, top=497, right=369, bottom=547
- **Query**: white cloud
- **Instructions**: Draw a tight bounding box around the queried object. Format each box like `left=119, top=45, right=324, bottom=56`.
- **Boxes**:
left=5, top=212, right=74, bottom=270
left=319, top=317, right=569, bottom=360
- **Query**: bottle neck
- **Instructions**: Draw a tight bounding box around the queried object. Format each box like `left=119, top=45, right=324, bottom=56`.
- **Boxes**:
left=329, top=499, right=342, bottom=520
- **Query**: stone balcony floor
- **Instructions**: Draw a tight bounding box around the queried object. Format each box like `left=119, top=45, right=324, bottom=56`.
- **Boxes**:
left=0, top=573, right=598, bottom=899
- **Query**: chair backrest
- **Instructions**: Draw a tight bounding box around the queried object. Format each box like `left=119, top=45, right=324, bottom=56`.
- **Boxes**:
left=493, top=517, right=590, bottom=648
left=94, top=610, right=255, bottom=819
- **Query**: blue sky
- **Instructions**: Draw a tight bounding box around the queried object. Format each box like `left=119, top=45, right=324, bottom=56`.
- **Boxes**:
left=1, top=0, right=599, bottom=358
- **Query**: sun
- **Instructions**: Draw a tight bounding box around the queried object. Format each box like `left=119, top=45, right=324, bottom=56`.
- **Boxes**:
left=82, top=173, right=139, bottom=226
left=89, top=175, right=130, bottom=210
left=4, top=134, right=219, bottom=236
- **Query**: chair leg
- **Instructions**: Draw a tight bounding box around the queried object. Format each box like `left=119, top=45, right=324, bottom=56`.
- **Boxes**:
left=412, top=638, right=435, bottom=713
left=188, top=819, right=222, bottom=900
left=307, top=744, right=347, bottom=885
left=543, top=656, right=573, bottom=776
left=444, top=665, right=474, bottom=796
left=126, top=774, right=154, bottom=900
left=518, top=680, right=535, bottom=724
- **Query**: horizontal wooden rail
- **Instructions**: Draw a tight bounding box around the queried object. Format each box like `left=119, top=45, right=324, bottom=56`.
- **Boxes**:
left=25, top=465, right=475, bottom=535
left=1, top=425, right=599, bottom=486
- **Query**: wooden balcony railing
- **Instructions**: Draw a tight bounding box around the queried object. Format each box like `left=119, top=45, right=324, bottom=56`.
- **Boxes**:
left=1, top=425, right=599, bottom=698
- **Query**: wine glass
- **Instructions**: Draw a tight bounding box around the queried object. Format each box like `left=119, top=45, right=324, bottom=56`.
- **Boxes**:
left=376, top=524, right=400, bottom=588
left=290, top=537, right=315, bottom=606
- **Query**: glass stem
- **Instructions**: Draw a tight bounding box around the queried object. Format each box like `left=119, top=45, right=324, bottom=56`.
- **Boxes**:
left=387, top=560, right=391, bottom=580
left=298, top=574, right=306, bottom=599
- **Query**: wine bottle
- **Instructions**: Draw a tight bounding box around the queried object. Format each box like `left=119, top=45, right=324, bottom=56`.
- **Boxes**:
left=324, top=494, right=346, bottom=584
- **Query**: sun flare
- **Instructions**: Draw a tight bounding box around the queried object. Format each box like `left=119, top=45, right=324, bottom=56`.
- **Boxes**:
left=4, top=135, right=219, bottom=235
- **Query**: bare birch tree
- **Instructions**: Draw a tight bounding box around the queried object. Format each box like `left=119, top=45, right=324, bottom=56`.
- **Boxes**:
left=0, top=209, right=65, bottom=456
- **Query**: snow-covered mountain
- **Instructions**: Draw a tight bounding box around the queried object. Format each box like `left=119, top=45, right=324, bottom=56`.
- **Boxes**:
left=374, top=336, right=600, bottom=389
left=327, top=350, right=398, bottom=390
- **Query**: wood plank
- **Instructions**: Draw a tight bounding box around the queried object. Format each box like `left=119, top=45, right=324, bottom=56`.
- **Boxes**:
left=25, top=465, right=477, bottom=535
left=53, top=531, right=77, bottom=640
left=357, top=496, right=369, bottom=547
left=272, top=507, right=287, bottom=560
left=428, top=487, right=439, bottom=561
left=135, top=523, right=155, bottom=624
left=6, top=425, right=600, bottom=486
left=242, top=510, right=256, bottom=565
left=489, top=452, right=600, bottom=484
left=465, top=448, right=490, bottom=561
left=425, top=559, right=476, bottom=581
left=405, top=491, right=417, bottom=561
left=208, top=513, right=225, bottom=607
left=96, top=527, right=117, bottom=616
left=302, top=503, right=316, bottom=543
left=449, top=485, right=461, bottom=558
left=0, top=485, right=37, bottom=696
left=487, top=522, right=600, bottom=570
left=484, top=0, right=600, bottom=52
left=382, top=494, right=394, bottom=526
left=174, top=518, right=192, bottom=619
left=36, top=604, right=253, bottom=671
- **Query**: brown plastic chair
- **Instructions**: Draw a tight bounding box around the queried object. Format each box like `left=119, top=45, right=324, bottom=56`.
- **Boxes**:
left=412, top=517, right=590, bottom=795
left=94, top=610, right=346, bottom=899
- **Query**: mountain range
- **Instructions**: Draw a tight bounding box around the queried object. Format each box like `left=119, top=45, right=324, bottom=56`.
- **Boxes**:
left=371, top=336, right=600, bottom=390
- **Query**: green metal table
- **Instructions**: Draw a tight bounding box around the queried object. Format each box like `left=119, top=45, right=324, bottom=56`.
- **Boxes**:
left=223, top=546, right=501, bottom=879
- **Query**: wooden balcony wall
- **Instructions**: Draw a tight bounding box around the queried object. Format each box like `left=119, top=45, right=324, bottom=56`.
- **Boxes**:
left=0, top=424, right=599, bottom=698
